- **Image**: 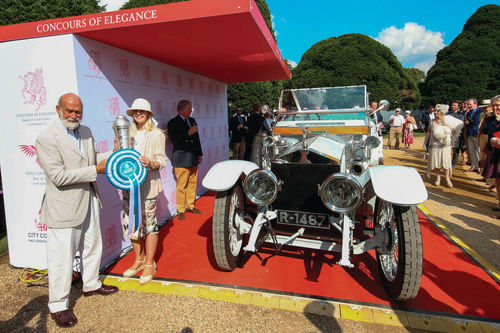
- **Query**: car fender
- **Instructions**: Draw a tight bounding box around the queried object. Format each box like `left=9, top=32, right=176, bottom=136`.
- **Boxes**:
left=368, top=165, right=427, bottom=205
left=202, top=160, right=259, bottom=191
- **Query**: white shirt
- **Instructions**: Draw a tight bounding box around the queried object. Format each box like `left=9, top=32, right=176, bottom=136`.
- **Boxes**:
left=133, top=130, right=146, bottom=154
left=390, top=114, right=405, bottom=127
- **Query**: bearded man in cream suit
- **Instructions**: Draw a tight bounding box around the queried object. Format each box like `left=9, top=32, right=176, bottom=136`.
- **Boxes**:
left=36, top=93, right=118, bottom=328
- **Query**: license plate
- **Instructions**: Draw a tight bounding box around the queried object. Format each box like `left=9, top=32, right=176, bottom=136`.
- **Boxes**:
left=276, top=210, right=330, bottom=229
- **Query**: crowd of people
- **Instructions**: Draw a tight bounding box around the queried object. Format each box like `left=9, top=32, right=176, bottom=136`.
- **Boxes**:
left=420, top=97, right=500, bottom=197
left=35, top=93, right=203, bottom=328
left=229, top=103, right=272, bottom=162
left=380, top=97, right=500, bottom=194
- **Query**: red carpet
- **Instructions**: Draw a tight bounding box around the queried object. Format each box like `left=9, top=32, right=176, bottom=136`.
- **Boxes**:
left=108, top=193, right=500, bottom=321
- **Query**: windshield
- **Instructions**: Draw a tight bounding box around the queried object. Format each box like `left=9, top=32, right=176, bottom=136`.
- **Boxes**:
left=280, top=86, right=367, bottom=112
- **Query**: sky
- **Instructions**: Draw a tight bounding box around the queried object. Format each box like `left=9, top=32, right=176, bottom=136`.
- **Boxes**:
left=100, top=0, right=498, bottom=72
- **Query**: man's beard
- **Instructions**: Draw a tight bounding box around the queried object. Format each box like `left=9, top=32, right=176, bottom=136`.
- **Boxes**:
left=62, top=117, right=80, bottom=130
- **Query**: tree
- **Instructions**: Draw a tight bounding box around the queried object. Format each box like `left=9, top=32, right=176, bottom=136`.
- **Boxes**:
left=289, top=33, right=421, bottom=110
left=0, top=0, right=105, bottom=25
left=404, top=68, right=426, bottom=85
left=421, top=5, right=500, bottom=106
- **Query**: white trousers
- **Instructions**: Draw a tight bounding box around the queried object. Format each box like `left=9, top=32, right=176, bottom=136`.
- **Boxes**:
left=47, top=193, right=102, bottom=313
left=467, top=135, right=479, bottom=169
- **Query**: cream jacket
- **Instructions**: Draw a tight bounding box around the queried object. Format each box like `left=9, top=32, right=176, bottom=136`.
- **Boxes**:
left=132, top=127, right=167, bottom=199
left=36, top=121, right=106, bottom=228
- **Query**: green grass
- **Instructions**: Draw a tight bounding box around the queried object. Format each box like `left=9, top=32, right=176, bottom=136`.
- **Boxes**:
left=0, top=231, right=7, bottom=256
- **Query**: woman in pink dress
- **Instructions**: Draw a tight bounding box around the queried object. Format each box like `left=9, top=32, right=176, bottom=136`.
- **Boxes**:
left=402, top=110, right=417, bottom=149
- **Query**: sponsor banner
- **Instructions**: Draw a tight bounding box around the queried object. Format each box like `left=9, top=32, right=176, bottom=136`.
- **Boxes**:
left=0, top=34, right=229, bottom=269
left=0, top=35, right=78, bottom=268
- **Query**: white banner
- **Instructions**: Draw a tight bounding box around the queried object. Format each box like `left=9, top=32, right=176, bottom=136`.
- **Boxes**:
left=0, top=34, right=229, bottom=269
left=0, top=35, right=78, bottom=268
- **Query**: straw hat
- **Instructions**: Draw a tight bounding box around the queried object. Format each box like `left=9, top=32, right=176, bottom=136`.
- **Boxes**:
left=126, top=98, right=153, bottom=117
left=479, top=99, right=491, bottom=108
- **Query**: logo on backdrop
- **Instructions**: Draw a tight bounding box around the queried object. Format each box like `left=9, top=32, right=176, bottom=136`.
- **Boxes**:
left=176, top=74, right=182, bottom=89
left=161, top=70, right=168, bottom=87
left=142, top=65, right=151, bottom=83
left=96, top=140, right=109, bottom=153
left=199, top=81, right=204, bottom=93
left=34, top=209, right=47, bottom=232
left=29, top=209, right=47, bottom=243
left=108, top=97, right=120, bottom=116
left=154, top=101, right=163, bottom=117
left=88, top=50, right=103, bottom=76
left=20, top=144, right=45, bottom=186
left=119, top=59, right=130, bottom=79
left=19, top=144, right=40, bottom=166
left=103, top=225, right=117, bottom=250
left=188, top=78, right=194, bottom=90
left=19, top=68, right=47, bottom=111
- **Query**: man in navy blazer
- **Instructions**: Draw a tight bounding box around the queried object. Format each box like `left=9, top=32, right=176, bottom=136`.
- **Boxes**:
left=167, top=100, right=203, bottom=220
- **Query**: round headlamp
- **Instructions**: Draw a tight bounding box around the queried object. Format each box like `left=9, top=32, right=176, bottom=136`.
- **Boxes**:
left=243, top=169, right=278, bottom=205
left=319, top=173, right=362, bottom=213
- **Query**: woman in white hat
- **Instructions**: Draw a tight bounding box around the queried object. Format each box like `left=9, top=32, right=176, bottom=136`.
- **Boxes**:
left=122, top=98, right=166, bottom=284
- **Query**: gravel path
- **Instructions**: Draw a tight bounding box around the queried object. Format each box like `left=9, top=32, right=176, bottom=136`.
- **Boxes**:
left=0, top=137, right=497, bottom=332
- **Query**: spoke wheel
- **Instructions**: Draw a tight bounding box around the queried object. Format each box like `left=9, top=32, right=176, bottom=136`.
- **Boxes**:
left=212, top=184, right=244, bottom=271
left=375, top=200, right=423, bottom=301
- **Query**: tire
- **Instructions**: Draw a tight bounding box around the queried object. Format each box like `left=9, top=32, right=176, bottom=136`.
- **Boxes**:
left=212, top=184, right=245, bottom=271
left=375, top=200, right=423, bottom=301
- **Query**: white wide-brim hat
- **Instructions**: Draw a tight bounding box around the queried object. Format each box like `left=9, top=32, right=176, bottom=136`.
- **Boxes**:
left=405, top=110, right=411, bottom=114
left=126, top=98, right=154, bottom=117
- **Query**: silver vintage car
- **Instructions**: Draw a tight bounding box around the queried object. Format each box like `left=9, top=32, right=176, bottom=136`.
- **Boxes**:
left=203, top=85, right=428, bottom=301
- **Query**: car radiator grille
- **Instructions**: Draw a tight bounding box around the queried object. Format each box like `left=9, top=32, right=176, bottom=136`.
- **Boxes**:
left=270, top=163, right=340, bottom=215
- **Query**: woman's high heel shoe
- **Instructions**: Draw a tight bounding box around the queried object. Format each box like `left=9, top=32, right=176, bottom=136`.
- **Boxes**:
left=139, top=262, right=156, bottom=285
left=123, top=259, right=145, bottom=278
left=446, top=178, right=453, bottom=188
left=434, top=176, right=441, bottom=186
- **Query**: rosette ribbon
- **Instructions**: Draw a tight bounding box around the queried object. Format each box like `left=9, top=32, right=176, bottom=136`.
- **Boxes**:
left=105, top=149, right=148, bottom=235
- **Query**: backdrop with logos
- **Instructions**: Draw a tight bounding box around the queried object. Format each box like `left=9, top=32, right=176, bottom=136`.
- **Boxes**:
left=0, top=34, right=229, bottom=269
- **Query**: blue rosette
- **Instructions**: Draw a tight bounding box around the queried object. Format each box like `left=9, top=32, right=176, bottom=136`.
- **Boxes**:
left=105, top=149, right=148, bottom=235
left=105, top=148, right=147, bottom=190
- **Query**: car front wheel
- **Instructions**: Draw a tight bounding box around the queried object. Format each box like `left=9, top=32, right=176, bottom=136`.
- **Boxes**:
left=212, top=184, right=245, bottom=271
left=375, top=199, right=423, bottom=301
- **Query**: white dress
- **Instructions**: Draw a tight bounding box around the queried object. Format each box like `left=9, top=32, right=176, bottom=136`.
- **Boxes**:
left=427, top=120, right=452, bottom=177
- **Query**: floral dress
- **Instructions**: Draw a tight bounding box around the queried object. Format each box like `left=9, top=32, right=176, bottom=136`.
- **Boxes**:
left=402, top=118, right=414, bottom=144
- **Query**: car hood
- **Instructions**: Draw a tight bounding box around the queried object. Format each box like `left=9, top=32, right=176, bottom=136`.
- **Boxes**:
left=276, top=136, right=345, bottom=163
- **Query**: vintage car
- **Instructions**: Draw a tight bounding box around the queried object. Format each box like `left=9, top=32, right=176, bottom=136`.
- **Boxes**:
left=202, top=86, right=428, bottom=301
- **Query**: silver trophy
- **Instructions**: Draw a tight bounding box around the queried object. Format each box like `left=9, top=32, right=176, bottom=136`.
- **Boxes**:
left=112, top=115, right=131, bottom=149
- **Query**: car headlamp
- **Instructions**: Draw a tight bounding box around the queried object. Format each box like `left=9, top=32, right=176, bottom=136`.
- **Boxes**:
left=319, top=173, right=362, bottom=213
left=243, top=169, right=278, bottom=205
